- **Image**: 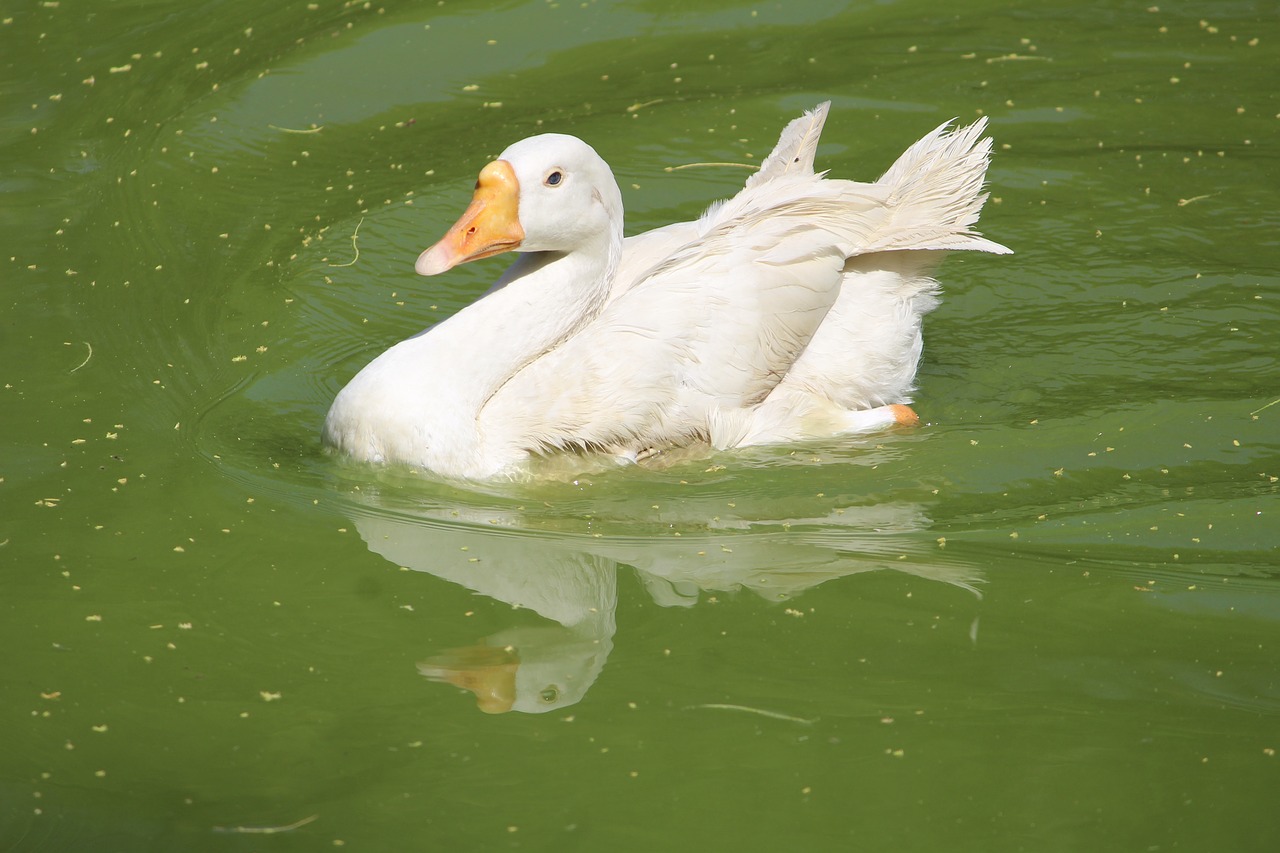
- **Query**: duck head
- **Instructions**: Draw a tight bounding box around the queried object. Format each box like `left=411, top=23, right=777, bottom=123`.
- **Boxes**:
left=416, top=132, right=624, bottom=276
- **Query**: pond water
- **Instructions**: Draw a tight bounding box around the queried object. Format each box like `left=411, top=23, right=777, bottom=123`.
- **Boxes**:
left=3, top=0, right=1278, bottom=850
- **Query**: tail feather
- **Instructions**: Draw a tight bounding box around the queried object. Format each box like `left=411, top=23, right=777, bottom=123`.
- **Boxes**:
left=862, top=117, right=1012, bottom=256
left=743, top=101, right=831, bottom=190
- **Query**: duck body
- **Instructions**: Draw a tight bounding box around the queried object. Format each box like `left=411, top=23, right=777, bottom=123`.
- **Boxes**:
left=323, top=104, right=1010, bottom=479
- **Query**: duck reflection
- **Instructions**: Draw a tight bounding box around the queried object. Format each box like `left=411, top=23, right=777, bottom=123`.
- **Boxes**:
left=415, top=548, right=616, bottom=715
left=349, top=478, right=981, bottom=715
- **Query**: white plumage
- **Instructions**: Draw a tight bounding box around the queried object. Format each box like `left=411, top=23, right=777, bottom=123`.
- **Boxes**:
left=323, top=103, right=1011, bottom=479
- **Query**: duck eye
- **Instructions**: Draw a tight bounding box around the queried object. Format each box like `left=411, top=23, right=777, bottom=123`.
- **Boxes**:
left=544, top=170, right=564, bottom=187
left=539, top=686, right=560, bottom=703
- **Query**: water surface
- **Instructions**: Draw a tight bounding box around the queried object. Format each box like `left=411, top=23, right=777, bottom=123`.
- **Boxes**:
left=2, top=1, right=1277, bottom=850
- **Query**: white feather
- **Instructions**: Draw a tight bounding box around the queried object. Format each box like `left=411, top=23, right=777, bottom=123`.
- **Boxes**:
left=324, top=106, right=1011, bottom=479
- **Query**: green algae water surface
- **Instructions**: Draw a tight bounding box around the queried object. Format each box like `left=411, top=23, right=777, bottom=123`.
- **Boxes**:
left=2, top=1, right=1277, bottom=850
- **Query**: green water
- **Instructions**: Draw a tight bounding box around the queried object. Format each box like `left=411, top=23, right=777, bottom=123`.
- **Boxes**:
left=3, top=0, right=1277, bottom=850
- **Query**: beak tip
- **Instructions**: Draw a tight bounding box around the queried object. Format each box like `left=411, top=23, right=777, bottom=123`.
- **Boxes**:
left=415, top=246, right=451, bottom=276
left=416, top=161, right=522, bottom=275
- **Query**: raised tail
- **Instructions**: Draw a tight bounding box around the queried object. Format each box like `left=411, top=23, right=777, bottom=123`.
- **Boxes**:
left=743, top=101, right=832, bottom=189
left=862, top=117, right=1012, bottom=256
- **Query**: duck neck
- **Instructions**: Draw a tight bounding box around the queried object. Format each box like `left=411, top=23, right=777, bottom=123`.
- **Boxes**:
left=443, top=233, right=620, bottom=415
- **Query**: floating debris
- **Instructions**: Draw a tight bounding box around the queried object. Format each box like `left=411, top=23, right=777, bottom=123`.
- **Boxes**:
left=685, top=703, right=816, bottom=725
left=213, top=814, right=318, bottom=835
left=665, top=161, right=756, bottom=173
left=327, top=217, right=364, bottom=268
left=68, top=341, right=93, bottom=373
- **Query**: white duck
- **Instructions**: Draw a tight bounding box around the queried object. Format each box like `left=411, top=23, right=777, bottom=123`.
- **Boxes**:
left=324, top=103, right=1010, bottom=479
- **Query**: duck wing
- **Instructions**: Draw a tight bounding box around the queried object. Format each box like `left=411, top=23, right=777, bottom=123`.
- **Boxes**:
left=724, top=118, right=1013, bottom=446
left=480, top=172, right=889, bottom=455
left=482, top=113, right=1008, bottom=458
left=607, top=101, right=832, bottom=304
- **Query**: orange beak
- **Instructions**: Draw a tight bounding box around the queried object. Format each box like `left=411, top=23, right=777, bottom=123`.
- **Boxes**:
left=438, top=660, right=519, bottom=715
left=417, top=645, right=519, bottom=714
left=416, top=160, right=524, bottom=276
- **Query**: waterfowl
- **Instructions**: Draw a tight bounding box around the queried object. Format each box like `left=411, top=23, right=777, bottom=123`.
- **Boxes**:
left=324, top=103, right=1010, bottom=479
